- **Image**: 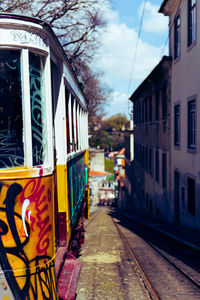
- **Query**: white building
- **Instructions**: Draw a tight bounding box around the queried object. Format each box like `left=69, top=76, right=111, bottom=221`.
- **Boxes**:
left=160, top=0, right=200, bottom=229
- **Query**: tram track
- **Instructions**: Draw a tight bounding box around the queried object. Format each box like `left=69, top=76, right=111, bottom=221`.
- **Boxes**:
left=111, top=212, right=200, bottom=299
left=85, top=207, right=102, bottom=229
left=112, top=216, right=160, bottom=300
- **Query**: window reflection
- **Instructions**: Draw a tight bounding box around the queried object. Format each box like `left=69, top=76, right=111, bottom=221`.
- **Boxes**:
left=29, top=52, right=46, bottom=166
left=0, top=50, right=24, bottom=168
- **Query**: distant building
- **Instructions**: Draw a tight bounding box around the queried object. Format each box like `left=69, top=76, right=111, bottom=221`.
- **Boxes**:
left=159, top=0, right=200, bottom=229
left=89, top=149, right=105, bottom=172
left=130, top=56, right=172, bottom=221
left=89, top=148, right=106, bottom=206
left=114, top=148, right=126, bottom=209
left=89, top=170, right=109, bottom=206
left=124, top=116, right=134, bottom=211
left=99, top=181, right=115, bottom=205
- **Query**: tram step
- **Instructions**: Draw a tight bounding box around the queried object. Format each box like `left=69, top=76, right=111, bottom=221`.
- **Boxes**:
left=57, top=252, right=81, bottom=300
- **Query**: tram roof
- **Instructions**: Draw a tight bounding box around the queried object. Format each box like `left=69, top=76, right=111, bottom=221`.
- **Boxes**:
left=0, top=12, right=88, bottom=105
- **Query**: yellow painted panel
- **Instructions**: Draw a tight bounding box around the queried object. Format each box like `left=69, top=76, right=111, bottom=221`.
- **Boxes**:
left=56, top=164, right=67, bottom=212
left=0, top=175, right=58, bottom=299
left=56, top=164, right=71, bottom=246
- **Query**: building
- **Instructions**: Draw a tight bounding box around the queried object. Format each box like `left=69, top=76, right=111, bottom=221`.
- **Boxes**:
left=130, top=56, right=172, bottom=221
left=159, top=0, right=200, bottom=229
left=98, top=181, right=115, bottom=206
left=89, top=170, right=110, bottom=206
left=124, top=115, right=134, bottom=211
left=114, top=148, right=126, bottom=209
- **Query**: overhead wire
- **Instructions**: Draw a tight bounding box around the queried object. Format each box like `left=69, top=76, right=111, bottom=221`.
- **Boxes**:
left=126, top=0, right=183, bottom=118
left=126, top=0, right=147, bottom=117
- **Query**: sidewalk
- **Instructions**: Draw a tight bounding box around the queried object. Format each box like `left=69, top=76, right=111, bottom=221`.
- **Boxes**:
left=118, top=210, right=200, bottom=252
left=77, top=207, right=152, bottom=300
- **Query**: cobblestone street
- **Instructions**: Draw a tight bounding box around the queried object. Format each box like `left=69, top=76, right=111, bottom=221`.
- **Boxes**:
left=76, top=207, right=151, bottom=300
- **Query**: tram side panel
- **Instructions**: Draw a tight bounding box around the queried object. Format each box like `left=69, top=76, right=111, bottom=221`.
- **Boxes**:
left=0, top=176, right=57, bottom=299
left=0, top=20, right=57, bottom=299
left=53, top=66, right=89, bottom=249
left=0, top=12, right=89, bottom=299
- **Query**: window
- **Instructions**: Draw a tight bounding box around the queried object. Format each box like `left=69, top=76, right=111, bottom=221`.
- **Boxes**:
left=149, top=148, right=153, bottom=176
left=188, top=0, right=196, bottom=46
left=162, top=86, right=167, bottom=119
left=142, top=100, right=145, bottom=123
left=187, top=177, right=195, bottom=215
left=188, top=99, right=196, bottom=149
left=155, top=91, right=159, bottom=121
left=65, top=88, right=71, bottom=153
left=29, top=53, right=47, bottom=166
left=0, top=50, right=24, bottom=168
left=145, top=98, right=148, bottom=123
left=174, top=15, right=181, bottom=59
left=141, top=145, right=144, bottom=168
left=155, top=150, right=159, bottom=183
left=145, top=147, right=148, bottom=172
left=149, top=97, right=152, bottom=122
left=174, top=104, right=180, bottom=146
left=162, top=153, right=167, bottom=188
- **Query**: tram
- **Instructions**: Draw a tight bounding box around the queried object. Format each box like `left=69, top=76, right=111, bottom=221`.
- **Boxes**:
left=0, top=13, right=89, bottom=299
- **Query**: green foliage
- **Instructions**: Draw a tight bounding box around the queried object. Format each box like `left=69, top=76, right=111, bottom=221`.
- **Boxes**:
left=104, top=158, right=114, bottom=174
left=106, top=174, right=114, bottom=181
left=89, top=113, right=128, bottom=151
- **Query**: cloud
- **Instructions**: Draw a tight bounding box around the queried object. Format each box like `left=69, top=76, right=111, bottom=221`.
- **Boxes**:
left=93, top=2, right=168, bottom=117
left=96, top=21, right=164, bottom=90
left=139, top=1, right=168, bottom=33
left=105, top=91, right=130, bottom=117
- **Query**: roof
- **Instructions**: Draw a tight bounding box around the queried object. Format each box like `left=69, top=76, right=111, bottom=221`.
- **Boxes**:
left=108, top=152, right=115, bottom=158
left=89, top=171, right=109, bottom=177
left=129, top=56, right=172, bottom=102
left=159, top=0, right=168, bottom=13
left=117, top=148, right=125, bottom=156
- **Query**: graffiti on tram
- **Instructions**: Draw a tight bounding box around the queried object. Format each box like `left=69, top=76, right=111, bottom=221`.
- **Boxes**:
left=0, top=175, right=57, bottom=299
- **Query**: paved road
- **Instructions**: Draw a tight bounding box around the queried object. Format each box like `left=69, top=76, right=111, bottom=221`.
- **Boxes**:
left=76, top=207, right=151, bottom=300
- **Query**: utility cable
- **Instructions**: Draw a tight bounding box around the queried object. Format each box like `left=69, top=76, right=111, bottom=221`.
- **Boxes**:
left=126, top=0, right=147, bottom=118
left=127, top=0, right=147, bottom=96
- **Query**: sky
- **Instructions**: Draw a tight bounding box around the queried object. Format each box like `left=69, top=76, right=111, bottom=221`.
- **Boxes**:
left=93, top=0, right=169, bottom=118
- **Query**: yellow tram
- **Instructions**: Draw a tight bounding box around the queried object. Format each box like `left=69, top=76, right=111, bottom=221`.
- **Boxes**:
left=0, top=13, right=89, bottom=299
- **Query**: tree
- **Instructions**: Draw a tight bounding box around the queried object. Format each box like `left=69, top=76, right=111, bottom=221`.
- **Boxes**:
left=75, top=61, right=111, bottom=131
left=89, top=114, right=129, bottom=151
left=0, top=0, right=108, bottom=65
left=0, top=0, right=111, bottom=130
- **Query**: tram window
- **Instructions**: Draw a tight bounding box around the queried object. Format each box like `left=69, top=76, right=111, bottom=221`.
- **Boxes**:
left=0, top=50, right=24, bottom=169
left=71, top=97, right=75, bottom=151
left=65, top=88, right=71, bottom=154
left=29, top=52, right=47, bottom=166
left=76, top=103, right=79, bottom=150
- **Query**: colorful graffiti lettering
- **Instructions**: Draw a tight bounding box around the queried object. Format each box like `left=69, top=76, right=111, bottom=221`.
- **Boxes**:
left=29, top=53, right=47, bottom=166
left=20, top=177, right=52, bottom=255
left=0, top=176, right=57, bottom=299
left=68, top=153, right=87, bottom=227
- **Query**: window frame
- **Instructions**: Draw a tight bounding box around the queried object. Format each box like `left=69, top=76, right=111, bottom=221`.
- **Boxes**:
left=155, top=149, right=159, bottom=183
left=188, top=0, right=197, bottom=47
left=0, top=47, right=54, bottom=173
left=174, top=14, right=181, bottom=59
left=187, top=176, right=196, bottom=216
left=162, top=152, right=167, bottom=189
left=187, top=98, right=196, bottom=151
left=174, top=103, right=181, bottom=147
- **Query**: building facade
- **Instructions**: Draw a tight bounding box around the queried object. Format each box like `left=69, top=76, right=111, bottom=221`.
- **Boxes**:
left=130, top=56, right=172, bottom=221
left=160, top=0, right=200, bottom=229
left=124, top=117, right=134, bottom=211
